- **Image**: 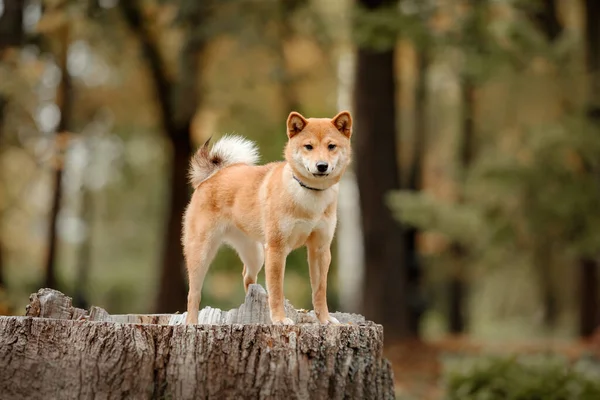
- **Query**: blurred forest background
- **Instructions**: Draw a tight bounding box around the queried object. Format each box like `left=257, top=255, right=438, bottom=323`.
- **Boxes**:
left=1, top=0, right=600, bottom=398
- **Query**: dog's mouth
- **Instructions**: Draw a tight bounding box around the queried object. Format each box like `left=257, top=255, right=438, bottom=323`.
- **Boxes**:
left=312, top=173, right=329, bottom=177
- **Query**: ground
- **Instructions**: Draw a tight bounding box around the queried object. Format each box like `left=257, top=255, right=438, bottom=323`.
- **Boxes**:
left=385, top=332, right=600, bottom=400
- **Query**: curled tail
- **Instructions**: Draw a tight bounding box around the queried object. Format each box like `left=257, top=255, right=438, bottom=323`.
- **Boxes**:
left=188, top=134, right=260, bottom=188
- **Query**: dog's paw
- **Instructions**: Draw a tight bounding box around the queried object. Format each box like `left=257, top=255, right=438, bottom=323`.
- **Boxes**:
left=318, top=314, right=340, bottom=325
left=272, top=317, right=295, bottom=325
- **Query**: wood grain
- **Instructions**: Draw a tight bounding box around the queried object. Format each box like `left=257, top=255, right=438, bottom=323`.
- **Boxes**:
left=1, top=285, right=395, bottom=399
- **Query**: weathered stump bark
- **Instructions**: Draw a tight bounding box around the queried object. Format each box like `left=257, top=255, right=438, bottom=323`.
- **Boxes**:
left=0, top=285, right=394, bottom=399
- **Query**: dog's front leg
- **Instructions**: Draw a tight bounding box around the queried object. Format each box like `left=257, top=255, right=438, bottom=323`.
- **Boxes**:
left=307, top=231, right=339, bottom=325
left=265, top=243, right=293, bottom=325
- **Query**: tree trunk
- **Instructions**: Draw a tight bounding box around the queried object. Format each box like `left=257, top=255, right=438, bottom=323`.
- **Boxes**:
left=44, top=24, right=72, bottom=290
left=354, top=0, right=409, bottom=339
left=276, top=0, right=304, bottom=113
left=586, top=0, right=600, bottom=106
left=0, top=0, right=25, bottom=291
left=448, top=243, right=467, bottom=333
left=527, top=0, right=563, bottom=331
left=0, top=97, right=6, bottom=289
left=336, top=49, right=365, bottom=313
left=153, top=7, right=206, bottom=312
left=448, top=270, right=466, bottom=333
left=119, top=1, right=205, bottom=313
left=525, top=0, right=561, bottom=42
left=73, top=181, right=94, bottom=309
left=154, top=129, right=192, bottom=313
left=404, top=46, right=429, bottom=335
left=447, top=76, right=476, bottom=334
left=1, top=286, right=395, bottom=400
left=579, top=0, right=600, bottom=338
left=0, top=0, right=25, bottom=49
left=531, top=236, right=559, bottom=328
left=0, top=241, right=3, bottom=288
left=45, top=171, right=63, bottom=290
left=578, top=258, right=599, bottom=337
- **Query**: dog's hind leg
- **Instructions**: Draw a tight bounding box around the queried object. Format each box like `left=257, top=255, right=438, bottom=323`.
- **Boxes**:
left=184, top=229, right=222, bottom=325
left=241, top=242, right=264, bottom=292
left=225, top=229, right=265, bottom=292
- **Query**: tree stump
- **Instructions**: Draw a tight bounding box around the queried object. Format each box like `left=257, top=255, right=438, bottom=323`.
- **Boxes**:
left=0, top=285, right=395, bottom=399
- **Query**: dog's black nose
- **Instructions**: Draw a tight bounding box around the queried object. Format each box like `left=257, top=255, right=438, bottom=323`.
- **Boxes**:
left=316, top=162, right=329, bottom=173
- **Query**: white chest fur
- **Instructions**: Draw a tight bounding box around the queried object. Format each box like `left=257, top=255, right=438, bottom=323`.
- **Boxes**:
left=283, top=165, right=339, bottom=216
left=279, top=217, right=332, bottom=251
left=278, top=165, right=338, bottom=250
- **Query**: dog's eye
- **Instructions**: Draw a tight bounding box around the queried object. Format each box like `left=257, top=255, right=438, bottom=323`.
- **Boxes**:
left=328, top=144, right=336, bottom=150
left=304, top=144, right=313, bottom=150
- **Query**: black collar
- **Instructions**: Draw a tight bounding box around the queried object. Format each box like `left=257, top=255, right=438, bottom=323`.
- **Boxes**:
left=293, top=175, right=326, bottom=191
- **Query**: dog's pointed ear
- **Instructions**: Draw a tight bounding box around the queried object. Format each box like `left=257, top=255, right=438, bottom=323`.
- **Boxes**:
left=287, top=112, right=308, bottom=138
left=332, top=111, right=352, bottom=138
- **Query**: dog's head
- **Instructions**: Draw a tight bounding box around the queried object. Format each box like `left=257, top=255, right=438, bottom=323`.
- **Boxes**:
left=284, top=111, right=353, bottom=185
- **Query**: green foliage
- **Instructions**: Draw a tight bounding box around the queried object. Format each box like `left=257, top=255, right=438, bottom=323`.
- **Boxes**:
left=386, top=191, right=485, bottom=248
left=352, top=3, right=402, bottom=51
left=386, top=0, right=600, bottom=265
left=473, top=118, right=600, bottom=259
left=352, top=1, right=435, bottom=51
left=352, top=0, right=550, bottom=81
left=389, top=116, right=600, bottom=267
left=444, top=356, right=600, bottom=400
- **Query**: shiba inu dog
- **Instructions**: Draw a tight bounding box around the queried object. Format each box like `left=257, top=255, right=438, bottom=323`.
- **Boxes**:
left=182, top=111, right=353, bottom=325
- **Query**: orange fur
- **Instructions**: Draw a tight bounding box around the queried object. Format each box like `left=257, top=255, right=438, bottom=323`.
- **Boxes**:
left=182, top=111, right=353, bottom=325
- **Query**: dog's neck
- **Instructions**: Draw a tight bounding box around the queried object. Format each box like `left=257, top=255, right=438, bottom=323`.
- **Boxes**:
left=292, top=175, right=326, bottom=191
left=286, top=164, right=338, bottom=192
